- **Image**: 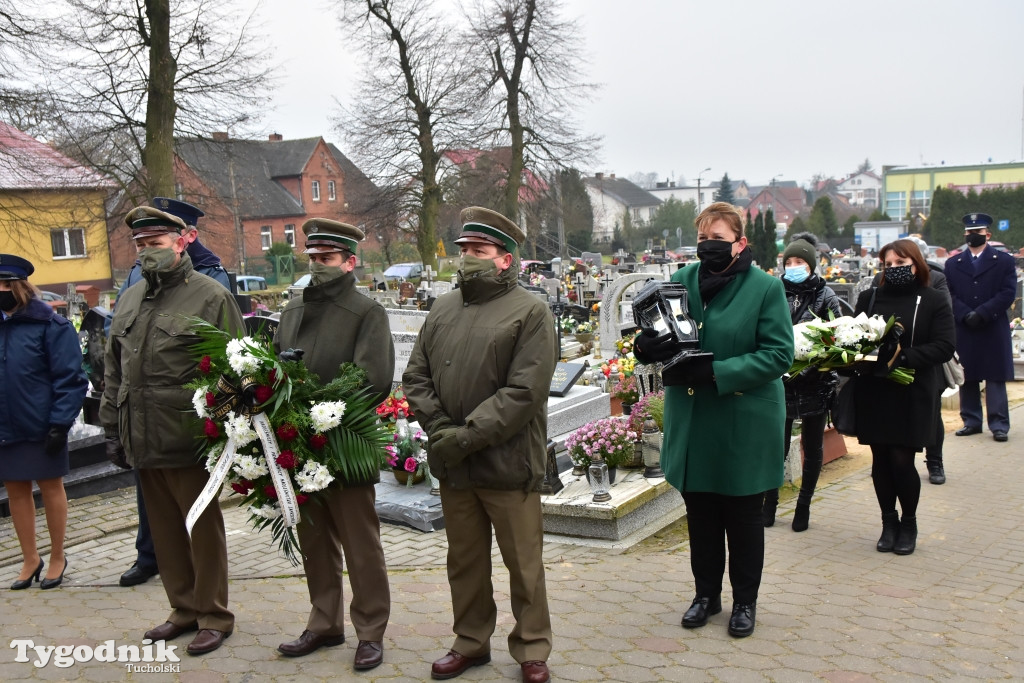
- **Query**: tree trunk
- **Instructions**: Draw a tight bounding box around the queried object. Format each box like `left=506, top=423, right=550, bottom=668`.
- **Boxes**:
left=144, top=0, right=177, bottom=198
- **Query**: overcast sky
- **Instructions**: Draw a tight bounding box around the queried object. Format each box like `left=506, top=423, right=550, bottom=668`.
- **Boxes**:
left=257, top=0, right=1024, bottom=188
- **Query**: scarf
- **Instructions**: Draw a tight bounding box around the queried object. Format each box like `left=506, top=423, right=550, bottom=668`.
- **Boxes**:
left=698, top=246, right=753, bottom=304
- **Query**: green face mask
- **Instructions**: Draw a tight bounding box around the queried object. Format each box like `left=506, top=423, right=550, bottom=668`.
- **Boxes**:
left=139, top=247, right=178, bottom=273
left=459, top=255, right=498, bottom=279
left=310, top=261, right=345, bottom=286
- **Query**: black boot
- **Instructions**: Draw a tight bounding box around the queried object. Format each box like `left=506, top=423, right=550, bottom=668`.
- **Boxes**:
left=792, top=502, right=810, bottom=532
left=926, top=462, right=945, bottom=485
left=762, top=490, right=778, bottom=528
left=877, top=511, right=900, bottom=552
left=893, top=516, right=917, bottom=555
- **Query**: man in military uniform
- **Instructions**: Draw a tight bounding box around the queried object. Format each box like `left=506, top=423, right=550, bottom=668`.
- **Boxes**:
left=404, top=207, right=557, bottom=683
left=946, top=212, right=1016, bottom=442
left=274, top=219, right=394, bottom=671
left=115, top=197, right=231, bottom=589
left=100, top=207, right=244, bottom=655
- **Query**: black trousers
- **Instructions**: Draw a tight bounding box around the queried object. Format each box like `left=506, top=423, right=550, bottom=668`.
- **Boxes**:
left=682, top=491, right=764, bottom=605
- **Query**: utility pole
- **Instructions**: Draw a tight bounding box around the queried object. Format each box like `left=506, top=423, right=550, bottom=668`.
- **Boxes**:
left=696, top=167, right=711, bottom=213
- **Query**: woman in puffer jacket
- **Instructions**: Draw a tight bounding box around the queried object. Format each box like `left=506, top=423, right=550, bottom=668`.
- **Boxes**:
left=763, top=234, right=843, bottom=531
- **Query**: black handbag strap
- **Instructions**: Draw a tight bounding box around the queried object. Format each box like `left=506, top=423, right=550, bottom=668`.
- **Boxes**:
left=867, top=287, right=877, bottom=316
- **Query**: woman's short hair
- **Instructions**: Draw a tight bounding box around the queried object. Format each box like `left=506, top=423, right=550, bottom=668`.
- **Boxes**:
left=695, top=202, right=745, bottom=240
left=880, top=239, right=931, bottom=287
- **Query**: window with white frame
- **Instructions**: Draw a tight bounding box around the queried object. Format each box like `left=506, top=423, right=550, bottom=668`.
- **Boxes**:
left=284, top=224, right=295, bottom=247
left=328, top=180, right=336, bottom=201
left=885, top=191, right=906, bottom=219
left=311, top=180, right=321, bottom=202
left=51, top=228, right=86, bottom=259
left=261, top=225, right=272, bottom=250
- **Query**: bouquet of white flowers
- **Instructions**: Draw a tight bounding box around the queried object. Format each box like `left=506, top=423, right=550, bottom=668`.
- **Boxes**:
left=789, top=312, right=914, bottom=385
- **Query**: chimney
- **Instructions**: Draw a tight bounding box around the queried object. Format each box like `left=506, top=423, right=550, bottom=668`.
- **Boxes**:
left=610, top=173, right=616, bottom=180
left=212, top=131, right=229, bottom=141
left=268, top=133, right=283, bottom=142
left=669, top=181, right=676, bottom=188
left=595, top=172, right=604, bottom=180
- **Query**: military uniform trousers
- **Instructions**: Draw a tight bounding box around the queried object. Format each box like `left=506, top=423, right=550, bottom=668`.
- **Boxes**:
left=296, top=483, right=390, bottom=640
left=138, top=465, right=234, bottom=633
left=439, top=481, right=552, bottom=664
left=959, top=380, right=1010, bottom=434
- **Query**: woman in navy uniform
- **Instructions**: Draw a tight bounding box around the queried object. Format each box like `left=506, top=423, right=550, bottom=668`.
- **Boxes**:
left=0, top=254, right=88, bottom=589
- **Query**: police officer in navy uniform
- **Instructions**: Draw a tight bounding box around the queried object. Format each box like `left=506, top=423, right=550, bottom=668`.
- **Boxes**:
left=945, top=213, right=1016, bottom=442
left=115, top=197, right=230, bottom=588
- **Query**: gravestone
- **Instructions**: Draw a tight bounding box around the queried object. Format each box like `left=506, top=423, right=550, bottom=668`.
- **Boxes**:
left=549, top=362, right=587, bottom=397
left=432, top=281, right=453, bottom=296
left=392, top=331, right=418, bottom=385
left=580, top=251, right=602, bottom=267
left=387, top=308, right=429, bottom=333
left=599, top=272, right=664, bottom=358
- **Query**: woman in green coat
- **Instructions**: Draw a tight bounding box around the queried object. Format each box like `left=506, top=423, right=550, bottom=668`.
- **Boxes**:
left=634, top=202, right=793, bottom=639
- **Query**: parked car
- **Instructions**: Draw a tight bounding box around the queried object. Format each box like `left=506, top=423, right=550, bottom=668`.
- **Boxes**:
left=383, top=262, right=423, bottom=281
left=38, top=290, right=67, bottom=307
left=235, top=275, right=268, bottom=293
left=285, top=273, right=312, bottom=301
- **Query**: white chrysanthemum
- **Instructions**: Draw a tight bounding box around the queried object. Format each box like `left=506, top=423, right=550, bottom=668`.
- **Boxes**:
left=192, top=387, right=211, bottom=419
left=792, top=323, right=816, bottom=361
left=204, top=442, right=224, bottom=473
left=224, top=412, right=258, bottom=448
left=233, top=454, right=269, bottom=480
left=295, top=461, right=335, bottom=492
left=226, top=336, right=255, bottom=357
left=310, top=400, right=346, bottom=433
left=228, top=352, right=261, bottom=376
left=833, top=325, right=866, bottom=347
left=249, top=504, right=281, bottom=520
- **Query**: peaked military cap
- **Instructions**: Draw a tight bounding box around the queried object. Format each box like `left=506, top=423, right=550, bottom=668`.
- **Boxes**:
left=962, top=212, right=993, bottom=230
left=0, top=254, right=34, bottom=280
left=124, top=206, right=188, bottom=239
left=152, top=197, right=205, bottom=227
left=301, top=218, right=364, bottom=254
left=456, top=207, right=525, bottom=253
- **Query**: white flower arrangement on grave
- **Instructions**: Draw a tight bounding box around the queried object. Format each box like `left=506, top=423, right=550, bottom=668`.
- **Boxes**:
left=183, top=318, right=390, bottom=564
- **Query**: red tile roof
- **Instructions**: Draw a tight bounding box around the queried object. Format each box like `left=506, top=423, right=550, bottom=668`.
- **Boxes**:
left=0, top=121, right=113, bottom=190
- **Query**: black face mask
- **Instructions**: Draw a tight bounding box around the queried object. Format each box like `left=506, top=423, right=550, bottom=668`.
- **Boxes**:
left=696, top=239, right=735, bottom=271
left=884, top=264, right=915, bottom=288
left=0, top=290, right=17, bottom=312
left=965, top=232, right=987, bottom=248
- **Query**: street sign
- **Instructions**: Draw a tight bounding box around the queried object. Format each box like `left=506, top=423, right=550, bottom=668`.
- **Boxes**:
left=998, top=219, right=1009, bottom=231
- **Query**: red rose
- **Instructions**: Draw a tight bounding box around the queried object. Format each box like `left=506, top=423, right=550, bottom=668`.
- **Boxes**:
left=268, top=369, right=277, bottom=385
left=296, top=494, right=309, bottom=505
left=310, top=434, right=328, bottom=450
left=275, top=450, right=297, bottom=469
left=264, top=484, right=278, bottom=500
left=199, top=355, right=212, bottom=374
left=205, top=391, right=216, bottom=408
left=204, top=418, right=220, bottom=440
left=404, top=457, right=418, bottom=473
left=276, top=423, right=298, bottom=441
left=230, top=482, right=249, bottom=495
left=254, top=385, right=274, bottom=404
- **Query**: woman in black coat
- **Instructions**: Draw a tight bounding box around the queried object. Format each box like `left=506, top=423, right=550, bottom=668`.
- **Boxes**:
left=852, top=240, right=955, bottom=556
left=0, top=255, right=88, bottom=589
left=764, top=235, right=843, bottom=532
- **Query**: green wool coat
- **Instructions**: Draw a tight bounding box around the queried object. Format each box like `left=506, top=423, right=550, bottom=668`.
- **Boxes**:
left=640, top=263, right=793, bottom=496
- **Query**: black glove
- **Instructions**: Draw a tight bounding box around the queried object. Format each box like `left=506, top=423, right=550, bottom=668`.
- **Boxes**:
left=876, top=322, right=904, bottom=370
left=662, top=353, right=715, bottom=387
left=44, top=425, right=70, bottom=457
left=634, top=327, right=679, bottom=362
left=428, top=427, right=466, bottom=467
left=278, top=347, right=305, bottom=362
left=105, top=436, right=130, bottom=469
left=963, top=311, right=984, bottom=329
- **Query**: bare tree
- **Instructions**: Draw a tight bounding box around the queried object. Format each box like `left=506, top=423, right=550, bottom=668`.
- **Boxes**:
left=24, top=0, right=272, bottom=199
left=337, top=0, right=479, bottom=269
left=464, top=0, right=598, bottom=223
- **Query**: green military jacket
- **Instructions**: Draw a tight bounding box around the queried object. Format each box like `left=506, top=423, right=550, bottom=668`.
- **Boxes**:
left=403, top=265, right=557, bottom=491
left=100, top=254, right=244, bottom=468
left=636, top=262, right=793, bottom=496
left=274, top=271, right=395, bottom=486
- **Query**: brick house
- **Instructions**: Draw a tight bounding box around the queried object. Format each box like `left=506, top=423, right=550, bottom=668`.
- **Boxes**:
left=108, top=133, right=378, bottom=276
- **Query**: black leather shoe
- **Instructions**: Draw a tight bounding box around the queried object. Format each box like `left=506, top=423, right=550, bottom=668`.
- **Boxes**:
left=10, top=559, right=43, bottom=590
left=727, top=602, right=756, bottom=638
left=353, top=640, right=383, bottom=670
left=120, top=562, right=159, bottom=587
left=681, top=595, right=722, bottom=628
left=893, top=516, right=917, bottom=555
left=431, top=650, right=491, bottom=679
left=277, top=630, right=345, bottom=657
left=40, top=558, right=67, bottom=590
left=927, top=464, right=946, bottom=485
left=877, top=511, right=900, bottom=552
left=955, top=425, right=982, bottom=436
left=993, top=430, right=1008, bottom=442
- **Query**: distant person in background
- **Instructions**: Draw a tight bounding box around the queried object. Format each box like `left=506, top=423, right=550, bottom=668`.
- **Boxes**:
left=1, top=254, right=88, bottom=590
left=764, top=233, right=843, bottom=532
left=113, top=197, right=231, bottom=589
left=945, top=213, right=1016, bottom=443
left=871, top=236, right=951, bottom=485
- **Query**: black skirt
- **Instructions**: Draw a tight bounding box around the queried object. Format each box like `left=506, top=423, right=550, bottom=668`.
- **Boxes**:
left=0, top=440, right=69, bottom=481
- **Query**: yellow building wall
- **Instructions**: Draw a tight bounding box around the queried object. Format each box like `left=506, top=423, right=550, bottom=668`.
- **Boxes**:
left=0, top=189, right=112, bottom=288
left=981, top=167, right=1024, bottom=184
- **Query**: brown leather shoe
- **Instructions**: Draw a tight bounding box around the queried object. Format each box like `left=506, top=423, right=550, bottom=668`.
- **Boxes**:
left=353, top=640, right=383, bottom=670
left=430, top=650, right=491, bottom=679
left=277, top=629, right=345, bottom=657
left=144, top=621, right=198, bottom=641
left=186, top=629, right=231, bottom=656
left=521, top=660, right=551, bottom=683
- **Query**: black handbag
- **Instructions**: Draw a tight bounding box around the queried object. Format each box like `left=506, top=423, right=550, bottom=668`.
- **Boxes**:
left=830, top=376, right=857, bottom=436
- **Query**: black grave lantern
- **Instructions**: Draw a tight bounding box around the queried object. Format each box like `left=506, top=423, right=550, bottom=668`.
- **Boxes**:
left=631, top=280, right=710, bottom=371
